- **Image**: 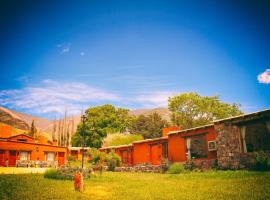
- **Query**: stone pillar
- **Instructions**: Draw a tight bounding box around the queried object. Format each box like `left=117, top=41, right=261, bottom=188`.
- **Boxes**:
left=215, top=122, right=242, bottom=169
left=186, top=138, right=191, bottom=160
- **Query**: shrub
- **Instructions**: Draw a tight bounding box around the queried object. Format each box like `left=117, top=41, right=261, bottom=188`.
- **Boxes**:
left=253, top=151, right=270, bottom=171
left=105, top=151, right=121, bottom=171
left=184, top=160, right=196, bottom=171
left=67, top=155, right=76, bottom=162
left=167, top=163, right=185, bottom=174
left=88, top=148, right=106, bottom=165
left=44, top=169, right=58, bottom=179
left=44, top=166, right=93, bottom=180
left=106, top=134, right=143, bottom=146
left=161, top=158, right=170, bottom=173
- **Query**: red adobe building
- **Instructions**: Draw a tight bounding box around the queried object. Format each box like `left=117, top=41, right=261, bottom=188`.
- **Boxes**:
left=0, top=125, right=67, bottom=167
left=168, top=124, right=217, bottom=163
left=100, top=144, right=134, bottom=166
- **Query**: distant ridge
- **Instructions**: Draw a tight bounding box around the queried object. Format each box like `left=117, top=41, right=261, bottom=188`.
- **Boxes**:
left=0, top=106, right=171, bottom=138
left=128, top=107, right=170, bottom=121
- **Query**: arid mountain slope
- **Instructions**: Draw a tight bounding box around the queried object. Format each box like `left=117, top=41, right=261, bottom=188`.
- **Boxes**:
left=128, top=107, right=171, bottom=121
left=0, top=106, right=171, bottom=139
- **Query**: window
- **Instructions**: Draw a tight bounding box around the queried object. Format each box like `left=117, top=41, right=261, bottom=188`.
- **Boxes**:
left=241, top=121, right=270, bottom=152
left=46, top=152, right=55, bottom=161
left=18, top=139, right=27, bottom=142
left=186, top=134, right=208, bottom=159
left=162, top=142, right=168, bottom=158
left=20, top=151, right=29, bottom=160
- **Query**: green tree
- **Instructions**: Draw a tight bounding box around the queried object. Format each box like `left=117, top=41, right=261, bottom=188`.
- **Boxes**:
left=71, top=104, right=131, bottom=148
left=168, top=92, right=243, bottom=129
left=28, top=120, right=37, bottom=138
left=129, top=112, right=168, bottom=139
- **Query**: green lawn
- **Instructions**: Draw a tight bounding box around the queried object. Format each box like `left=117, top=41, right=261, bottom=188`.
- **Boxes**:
left=0, top=171, right=269, bottom=200
left=0, top=167, right=47, bottom=174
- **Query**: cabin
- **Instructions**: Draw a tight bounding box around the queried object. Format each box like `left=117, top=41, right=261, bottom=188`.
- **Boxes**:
left=0, top=128, right=67, bottom=167
left=68, top=147, right=91, bottom=160
left=100, top=144, right=134, bottom=166
left=132, top=137, right=168, bottom=165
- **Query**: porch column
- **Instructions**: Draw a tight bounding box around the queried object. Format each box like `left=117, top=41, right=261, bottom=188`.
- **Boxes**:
left=186, top=138, right=191, bottom=160
left=241, top=126, right=247, bottom=153
left=266, top=120, right=270, bottom=132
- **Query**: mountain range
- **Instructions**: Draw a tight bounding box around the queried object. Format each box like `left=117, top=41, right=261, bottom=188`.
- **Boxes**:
left=0, top=106, right=170, bottom=139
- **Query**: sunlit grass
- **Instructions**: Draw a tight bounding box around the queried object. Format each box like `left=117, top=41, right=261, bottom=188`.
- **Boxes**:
left=0, top=167, right=47, bottom=174
left=0, top=171, right=269, bottom=200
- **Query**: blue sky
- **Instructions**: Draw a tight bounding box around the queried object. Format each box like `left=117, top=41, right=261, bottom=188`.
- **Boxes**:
left=0, top=0, right=270, bottom=118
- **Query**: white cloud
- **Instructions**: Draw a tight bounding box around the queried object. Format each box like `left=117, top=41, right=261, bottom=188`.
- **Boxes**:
left=62, top=47, right=70, bottom=53
left=257, top=69, right=270, bottom=84
left=135, top=91, right=176, bottom=108
left=0, top=80, right=119, bottom=115
left=57, top=43, right=71, bottom=54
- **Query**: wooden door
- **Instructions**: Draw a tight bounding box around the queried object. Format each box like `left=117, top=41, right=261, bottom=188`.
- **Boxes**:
left=150, top=144, right=162, bottom=165
left=9, top=150, right=17, bottom=167
left=58, top=152, right=65, bottom=166
left=0, top=150, right=5, bottom=166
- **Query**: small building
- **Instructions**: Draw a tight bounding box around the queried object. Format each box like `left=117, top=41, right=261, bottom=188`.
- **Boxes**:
left=0, top=132, right=67, bottom=167
left=68, top=147, right=91, bottom=160
left=100, top=144, right=134, bottom=166
left=132, top=137, right=168, bottom=165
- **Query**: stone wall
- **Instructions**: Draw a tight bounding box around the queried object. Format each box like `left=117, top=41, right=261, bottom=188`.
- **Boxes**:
left=215, top=122, right=243, bottom=169
left=115, top=163, right=162, bottom=173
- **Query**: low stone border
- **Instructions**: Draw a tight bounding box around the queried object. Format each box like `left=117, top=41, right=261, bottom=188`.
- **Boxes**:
left=115, top=164, right=162, bottom=173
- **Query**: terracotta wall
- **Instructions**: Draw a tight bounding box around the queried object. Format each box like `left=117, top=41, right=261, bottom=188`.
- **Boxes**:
left=133, top=142, right=150, bottom=165
left=162, top=126, right=181, bottom=137
left=168, top=126, right=217, bottom=162
left=133, top=139, right=167, bottom=165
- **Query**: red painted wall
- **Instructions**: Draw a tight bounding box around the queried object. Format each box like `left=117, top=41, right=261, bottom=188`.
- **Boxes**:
left=162, top=126, right=181, bottom=137
left=168, top=125, right=217, bottom=162
left=115, top=146, right=133, bottom=166
left=133, top=142, right=150, bottom=165
left=168, top=134, right=186, bottom=162
left=133, top=138, right=167, bottom=165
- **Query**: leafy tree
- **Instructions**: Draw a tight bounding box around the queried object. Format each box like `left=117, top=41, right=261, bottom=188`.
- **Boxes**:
left=71, top=104, right=131, bottom=148
left=129, top=112, right=169, bottom=139
left=168, top=92, right=243, bottom=129
left=28, top=120, right=37, bottom=138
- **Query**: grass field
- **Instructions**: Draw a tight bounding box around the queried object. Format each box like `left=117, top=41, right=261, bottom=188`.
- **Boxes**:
left=0, top=171, right=269, bottom=200
left=0, top=167, right=47, bottom=174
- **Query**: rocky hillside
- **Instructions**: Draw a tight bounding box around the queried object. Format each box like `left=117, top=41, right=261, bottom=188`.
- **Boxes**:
left=0, top=106, right=171, bottom=139
left=0, top=107, right=30, bottom=130
left=128, top=107, right=171, bottom=121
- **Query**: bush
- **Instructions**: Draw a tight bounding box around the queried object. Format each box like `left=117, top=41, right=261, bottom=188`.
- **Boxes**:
left=88, top=148, right=106, bottom=165
left=184, top=160, right=196, bottom=171
left=161, top=158, right=170, bottom=173
left=253, top=151, right=270, bottom=171
left=44, top=166, right=93, bottom=180
left=105, top=151, right=121, bottom=171
left=167, top=163, right=185, bottom=174
left=44, top=169, right=58, bottom=179
left=67, top=154, right=76, bottom=162
left=107, top=134, right=143, bottom=146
